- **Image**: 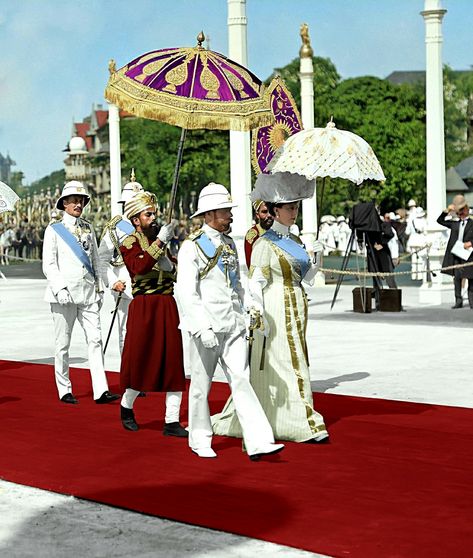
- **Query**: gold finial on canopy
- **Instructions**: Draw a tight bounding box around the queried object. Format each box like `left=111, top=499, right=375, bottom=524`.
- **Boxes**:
left=197, top=31, right=206, bottom=48
left=108, top=59, right=117, bottom=75
left=299, top=23, right=313, bottom=58
left=130, top=168, right=136, bottom=182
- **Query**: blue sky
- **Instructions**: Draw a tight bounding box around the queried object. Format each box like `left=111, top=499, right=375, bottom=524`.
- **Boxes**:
left=0, top=0, right=471, bottom=183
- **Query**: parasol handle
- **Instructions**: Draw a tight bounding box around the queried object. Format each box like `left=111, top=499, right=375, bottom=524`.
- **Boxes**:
left=315, top=176, right=326, bottom=240
left=167, top=127, right=187, bottom=222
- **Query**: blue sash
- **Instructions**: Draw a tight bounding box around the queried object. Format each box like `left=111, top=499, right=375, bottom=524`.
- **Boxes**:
left=51, top=222, right=95, bottom=278
left=196, top=232, right=238, bottom=289
left=265, top=229, right=311, bottom=278
left=116, top=219, right=134, bottom=237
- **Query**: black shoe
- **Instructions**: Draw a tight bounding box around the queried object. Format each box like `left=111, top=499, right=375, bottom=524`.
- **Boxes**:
left=304, top=436, right=330, bottom=444
left=95, top=391, right=120, bottom=404
left=163, top=422, right=188, bottom=437
left=451, top=302, right=463, bottom=309
left=61, top=393, right=78, bottom=404
left=249, top=443, right=285, bottom=461
left=120, top=405, right=139, bottom=431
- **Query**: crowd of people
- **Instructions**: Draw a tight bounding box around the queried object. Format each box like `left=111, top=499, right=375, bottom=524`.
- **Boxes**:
left=317, top=200, right=429, bottom=260
left=2, top=182, right=471, bottom=310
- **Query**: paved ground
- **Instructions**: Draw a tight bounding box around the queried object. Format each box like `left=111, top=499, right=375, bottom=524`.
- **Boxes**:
left=0, top=266, right=471, bottom=557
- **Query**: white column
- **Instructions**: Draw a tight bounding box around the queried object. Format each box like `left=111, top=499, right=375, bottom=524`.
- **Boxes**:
left=299, top=25, right=324, bottom=285
left=300, top=53, right=317, bottom=250
left=422, top=0, right=447, bottom=227
left=419, top=0, right=450, bottom=304
left=228, top=0, right=252, bottom=246
left=108, top=102, right=122, bottom=218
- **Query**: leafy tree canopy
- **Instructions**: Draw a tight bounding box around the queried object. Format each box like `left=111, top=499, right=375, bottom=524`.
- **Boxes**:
left=119, top=118, right=230, bottom=210
left=443, top=65, right=473, bottom=167
left=321, top=76, right=427, bottom=214
left=28, top=169, right=65, bottom=195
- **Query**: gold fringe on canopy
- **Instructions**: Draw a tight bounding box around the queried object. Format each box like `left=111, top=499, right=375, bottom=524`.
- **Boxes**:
left=105, top=67, right=274, bottom=132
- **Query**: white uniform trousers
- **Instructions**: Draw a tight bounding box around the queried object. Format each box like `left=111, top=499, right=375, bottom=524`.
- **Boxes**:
left=121, top=389, right=183, bottom=423
left=51, top=302, right=109, bottom=400
left=188, top=329, right=275, bottom=455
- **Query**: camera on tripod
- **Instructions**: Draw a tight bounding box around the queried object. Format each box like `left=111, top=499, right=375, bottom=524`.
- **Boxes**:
left=331, top=202, right=402, bottom=312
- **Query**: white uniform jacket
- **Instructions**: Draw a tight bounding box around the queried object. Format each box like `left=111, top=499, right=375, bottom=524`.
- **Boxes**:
left=42, top=213, right=103, bottom=305
left=97, top=215, right=133, bottom=299
left=175, top=224, right=246, bottom=336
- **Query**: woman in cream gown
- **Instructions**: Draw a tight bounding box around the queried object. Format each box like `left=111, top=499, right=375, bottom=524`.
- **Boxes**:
left=213, top=201, right=329, bottom=443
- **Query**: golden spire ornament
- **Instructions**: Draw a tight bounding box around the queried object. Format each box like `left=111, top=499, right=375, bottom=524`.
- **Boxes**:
left=299, top=23, right=314, bottom=58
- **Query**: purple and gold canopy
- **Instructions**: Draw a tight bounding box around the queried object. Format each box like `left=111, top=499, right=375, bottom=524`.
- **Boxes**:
left=105, top=34, right=273, bottom=132
left=251, top=76, right=302, bottom=174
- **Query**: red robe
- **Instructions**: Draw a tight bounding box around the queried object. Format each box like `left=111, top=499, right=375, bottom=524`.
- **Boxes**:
left=119, top=232, right=186, bottom=392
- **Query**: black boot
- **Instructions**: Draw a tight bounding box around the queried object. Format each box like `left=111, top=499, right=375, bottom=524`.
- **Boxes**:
left=120, top=405, right=139, bottom=431
left=163, top=422, right=188, bottom=437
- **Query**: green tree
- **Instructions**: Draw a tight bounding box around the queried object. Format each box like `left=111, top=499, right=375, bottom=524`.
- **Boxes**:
left=29, top=169, right=65, bottom=195
left=9, top=171, right=25, bottom=192
left=119, top=118, right=230, bottom=210
left=315, top=76, right=427, bottom=214
left=443, top=65, right=473, bottom=167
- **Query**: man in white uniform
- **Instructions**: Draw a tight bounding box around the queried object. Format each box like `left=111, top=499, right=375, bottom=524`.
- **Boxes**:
left=98, top=171, right=143, bottom=353
left=42, top=181, right=119, bottom=405
left=175, top=183, right=284, bottom=461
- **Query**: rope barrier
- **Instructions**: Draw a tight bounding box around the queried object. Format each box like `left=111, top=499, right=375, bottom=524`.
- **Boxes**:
left=319, top=260, right=473, bottom=278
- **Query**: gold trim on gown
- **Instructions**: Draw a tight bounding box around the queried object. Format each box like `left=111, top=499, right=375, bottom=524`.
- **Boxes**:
left=212, top=234, right=327, bottom=442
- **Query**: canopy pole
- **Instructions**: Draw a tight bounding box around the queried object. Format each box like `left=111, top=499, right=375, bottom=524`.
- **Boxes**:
left=167, top=128, right=187, bottom=222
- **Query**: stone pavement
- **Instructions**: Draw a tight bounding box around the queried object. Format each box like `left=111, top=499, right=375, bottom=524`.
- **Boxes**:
left=0, top=272, right=470, bottom=557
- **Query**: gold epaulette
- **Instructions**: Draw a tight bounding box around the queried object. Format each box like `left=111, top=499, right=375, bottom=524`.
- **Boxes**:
left=187, top=229, right=204, bottom=242
left=245, top=228, right=258, bottom=244
left=100, top=214, right=122, bottom=241
left=122, top=233, right=138, bottom=249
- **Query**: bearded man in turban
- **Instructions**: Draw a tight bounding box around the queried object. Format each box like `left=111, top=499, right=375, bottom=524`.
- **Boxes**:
left=118, top=192, right=187, bottom=436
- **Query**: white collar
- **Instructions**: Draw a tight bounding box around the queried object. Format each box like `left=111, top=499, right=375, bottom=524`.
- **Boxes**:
left=272, top=220, right=290, bottom=237
left=63, top=212, right=77, bottom=226
left=202, top=223, right=224, bottom=240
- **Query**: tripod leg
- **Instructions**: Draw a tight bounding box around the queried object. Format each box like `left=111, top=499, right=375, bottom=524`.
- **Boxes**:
left=330, top=229, right=355, bottom=310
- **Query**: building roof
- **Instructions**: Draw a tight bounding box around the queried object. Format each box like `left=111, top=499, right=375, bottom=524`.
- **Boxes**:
left=74, top=122, right=90, bottom=138
left=455, top=156, right=473, bottom=180
left=386, top=69, right=473, bottom=86
left=446, top=167, right=468, bottom=192
left=95, top=110, right=108, bottom=129
left=385, top=71, right=426, bottom=85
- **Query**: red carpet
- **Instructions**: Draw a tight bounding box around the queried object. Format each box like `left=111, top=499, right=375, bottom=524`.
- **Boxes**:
left=0, top=359, right=472, bottom=558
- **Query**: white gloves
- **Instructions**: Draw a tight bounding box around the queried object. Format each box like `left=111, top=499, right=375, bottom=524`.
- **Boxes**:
left=158, top=221, right=177, bottom=245
left=57, top=288, right=72, bottom=305
left=313, top=240, right=324, bottom=253
left=200, top=329, right=219, bottom=349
